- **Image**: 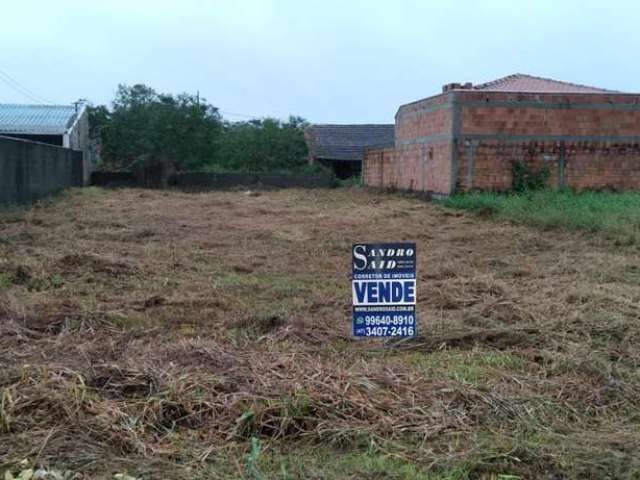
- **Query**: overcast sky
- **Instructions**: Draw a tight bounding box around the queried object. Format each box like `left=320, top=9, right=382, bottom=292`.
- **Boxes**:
left=0, top=0, right=637, bottom=123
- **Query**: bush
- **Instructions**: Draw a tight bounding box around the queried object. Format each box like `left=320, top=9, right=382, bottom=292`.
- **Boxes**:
left=511, top=161, right=551, bottom=192
left=336, top=176, right=362, bottom=188
left=213, top=117, right=309, bottom=173
left=444, top=190, right=640, bottom=244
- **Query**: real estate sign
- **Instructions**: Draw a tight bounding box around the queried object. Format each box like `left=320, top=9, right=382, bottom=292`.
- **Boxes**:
left=352, top=243, right=417, bottom=338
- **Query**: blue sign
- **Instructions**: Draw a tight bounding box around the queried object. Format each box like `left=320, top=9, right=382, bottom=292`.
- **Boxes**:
left=352, top=243, right=417, bottom=338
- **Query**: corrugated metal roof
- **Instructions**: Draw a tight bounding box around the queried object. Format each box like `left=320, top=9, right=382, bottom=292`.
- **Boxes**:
left=471, top=74, right=618, bottom=94
left=0, top=104, right=78, bottom=135
left=305, top=124, right=395, bottom=161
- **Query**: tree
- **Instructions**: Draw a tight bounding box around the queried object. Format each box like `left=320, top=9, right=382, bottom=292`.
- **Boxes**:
left=94, top=84, right=222, bottom=186
left=215, top=116, right=309, bottom=173
left=90, top=85, right=314, bottom=180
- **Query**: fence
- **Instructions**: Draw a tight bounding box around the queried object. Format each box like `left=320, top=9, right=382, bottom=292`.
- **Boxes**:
left=0, top=136, right=84, bottom=206
left=91, top=171, right=334, bottom=190
left=89, top=171, right=138, bottom=188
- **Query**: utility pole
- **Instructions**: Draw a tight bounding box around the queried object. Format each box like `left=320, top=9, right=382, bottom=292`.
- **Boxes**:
left=72, top=98, right=88, bottom=114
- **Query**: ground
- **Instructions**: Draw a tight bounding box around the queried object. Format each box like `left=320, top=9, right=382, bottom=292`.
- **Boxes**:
left=1, top=187, right=640, bottom=479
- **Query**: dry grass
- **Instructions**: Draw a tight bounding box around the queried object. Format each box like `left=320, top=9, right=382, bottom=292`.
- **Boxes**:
left=1, top=187, right=640, bottom=479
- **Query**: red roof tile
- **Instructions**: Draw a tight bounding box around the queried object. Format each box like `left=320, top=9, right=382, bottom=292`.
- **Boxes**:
left=472, top=74, right=618, bottom=94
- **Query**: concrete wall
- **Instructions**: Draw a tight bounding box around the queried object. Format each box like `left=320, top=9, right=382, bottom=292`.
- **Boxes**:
left=90, top=171, right=138, bottom=188
left=172, top=172, right=333, bottom=190
left=0, top=136, right=83, bottom=206
left=364, top=89, right=640, bottom=194
left=91, top=170, right=334, bottom=190
left=65, top=108, right=91, bottom=186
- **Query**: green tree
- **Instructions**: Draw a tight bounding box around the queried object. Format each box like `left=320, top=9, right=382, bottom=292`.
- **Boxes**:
left=90, top=85, right=314, bottom=180
left=87, top=104, right=110, bottom=140
left=215, top=116, right=309, bottom=173
left=94, top=84, right=222, bottom=186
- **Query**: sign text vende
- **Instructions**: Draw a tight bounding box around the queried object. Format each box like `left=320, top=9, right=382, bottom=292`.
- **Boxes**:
left=352, top=279, right=416, bottom=306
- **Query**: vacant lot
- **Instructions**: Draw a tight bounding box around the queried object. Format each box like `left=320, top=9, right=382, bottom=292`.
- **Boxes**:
left=1, top=187, right=640, bottom=479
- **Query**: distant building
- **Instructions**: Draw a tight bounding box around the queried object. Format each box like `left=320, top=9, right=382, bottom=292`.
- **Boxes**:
left=364, top=74, right=640, bottom=194
left=0, top=103, right=91, bottom=184
left=0, top=103, right=89, bottom=150
left=305, top=124, right=394, bottom=178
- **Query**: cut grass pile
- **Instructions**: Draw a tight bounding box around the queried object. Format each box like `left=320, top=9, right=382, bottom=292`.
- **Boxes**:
left=443, top=190, right=640, bottom=244
left=1, top=187, right=640, bottom=479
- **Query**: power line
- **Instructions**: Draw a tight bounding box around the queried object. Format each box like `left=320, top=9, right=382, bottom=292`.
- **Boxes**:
left=0, top=70, right=48, bottom=104
left=220, top=109, right=261, bottom=119
left=0, top=72, right=43, bottom=103
left=0, top=67, right=54, bottom=104
left=221, top=109, right=293, bottom=121
left=0, top=68, right=52, bottom=103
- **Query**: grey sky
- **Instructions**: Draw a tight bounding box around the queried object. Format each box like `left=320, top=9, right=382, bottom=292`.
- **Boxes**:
left=0, top=0, right=637, bottom=123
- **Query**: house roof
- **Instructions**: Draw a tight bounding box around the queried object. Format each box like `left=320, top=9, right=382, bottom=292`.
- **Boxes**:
left=305, top=124, right=395, bottom=161
left=470, top=73, right=618, bottom=94
left=0, top=104, right=80, bottom=135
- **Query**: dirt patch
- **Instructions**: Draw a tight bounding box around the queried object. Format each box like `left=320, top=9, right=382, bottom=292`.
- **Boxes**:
left=232, top=264, right=254, bottom=274
left=56, top=253, right=137, bottom=277
left=0, top=262, right=33, bottom=285
left=86, top=364, right=158, bottom=398
left=27, top=300, right=86, bottom=334
left=234, top=314, right=286, bottom=335
left=137, top=294, right=166, bottom=310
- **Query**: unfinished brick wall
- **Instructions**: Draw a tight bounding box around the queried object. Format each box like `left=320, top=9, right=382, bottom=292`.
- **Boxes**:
left=395, top=93, right=452, bottom=142
left=566, top=146, right=640, bottom=189
left=364, top=88, right=640, bottom=194
left=456, top=140, right=640, bottom=191
left=456, top=91, right=640, bottom=137
left=363, top=93, right=454, bottom=195
left=456, top=141, right=563, bottom=191
left=455, top=91, right=640, bottom=191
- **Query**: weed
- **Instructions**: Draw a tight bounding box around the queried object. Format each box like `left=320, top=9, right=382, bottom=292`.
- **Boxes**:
left=254, top=447, right=470, bottom=479
left=406, top=351, right=526, bottom=387
left=27, top=274, right=65, bottom=292
left=0, top=388, right=13, bottom=432
left=336, top=176, right=362, bottom=188
left=244, top=437, right=264, bottom=480
left=444, top=190, right=640, bottom=243
left=511, top=161, right=550, bottom=192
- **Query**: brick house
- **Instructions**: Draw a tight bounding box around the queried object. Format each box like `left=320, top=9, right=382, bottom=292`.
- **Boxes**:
left=305, top=124, right=394, bottom=178
left=363, top=74, right=640, bottom=195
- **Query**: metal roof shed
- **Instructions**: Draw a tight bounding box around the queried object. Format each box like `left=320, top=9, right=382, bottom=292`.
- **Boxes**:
left=0, top=103, right=88, bottom=150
